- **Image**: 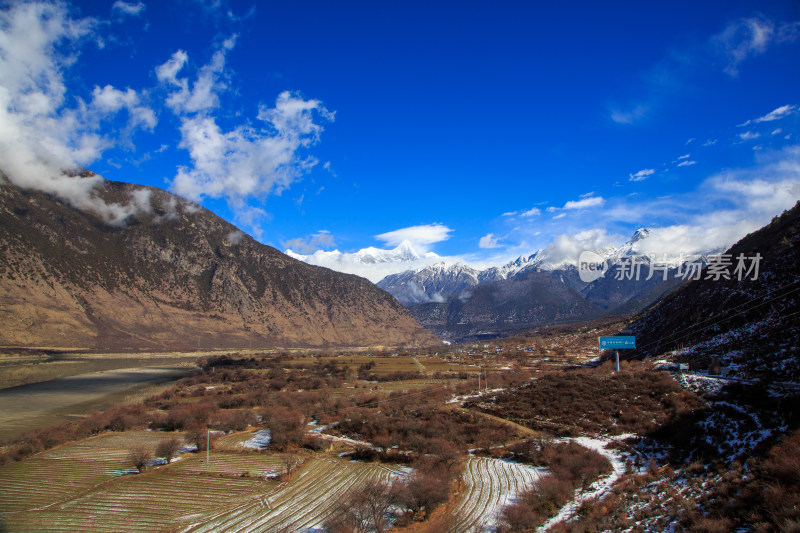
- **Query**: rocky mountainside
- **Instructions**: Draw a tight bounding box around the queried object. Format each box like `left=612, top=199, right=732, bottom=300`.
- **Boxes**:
left=408, top=269, right=602, bottom=342
left=628, top=201, right=800, bottom=381
left=380, top=229, right=689, bottom=342
left=377, top=263, right=481, bottom=306
left=0, top=179, right=439, bottom=351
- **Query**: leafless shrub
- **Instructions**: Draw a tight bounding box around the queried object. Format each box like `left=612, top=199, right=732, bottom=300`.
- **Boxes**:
left=128, top=444, right=152, bottom=473
left=323, top=479, right=398, bottom=533
left=155, top=437, right=183, bottom=463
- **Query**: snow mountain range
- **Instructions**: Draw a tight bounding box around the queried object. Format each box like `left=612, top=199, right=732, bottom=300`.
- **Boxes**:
left=377, top=228, right=692, bottom=307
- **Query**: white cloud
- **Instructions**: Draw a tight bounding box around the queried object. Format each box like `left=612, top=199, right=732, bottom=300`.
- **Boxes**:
left=677, top=160, right=697, bottom=167
left=713, top=17, right=775, bottom=76
left=159, top=36, right=237, bottom=114
left=753, top=104, right=796, bottom=123
left=374, top=223, right=452, bottom=250
left=677, top=153, right=691, bottom=160
left=739, top=131, right=761, bottom=141
left=610, top=104, right=648, bottom=124
left=772, top=128, right=783, bottom=136
left=479, top=233, right=502, bottom=249
left=535, top=229, right=618, bottom=268
left=563, top=195, right=604, bottom=209
left=282, top=231, right=336, bottom=254
left=703, top=139, right=718, bottom=146
left=629, top=168, right=655, bottom=182
left=112, top=1, right=145, bottom=17
left=501, top=210, right=517, bottom=217
left=713, top=18, right=800, bottom=77
left=739, top=104, right=797, bottom=127
left=0, top=1, right=158, bottom=224
left=159, top=39, right=334, bottom=228
left=521, top=207, right=540, bottom=217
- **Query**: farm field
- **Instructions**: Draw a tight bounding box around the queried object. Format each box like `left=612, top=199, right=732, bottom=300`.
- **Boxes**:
left=182, top=457, right=405, bottom=532
left=0, top=429, right=410, bottom=533
left=446, top=457, right=544, bottom=532
left=0, top=430, right=267, bottom=532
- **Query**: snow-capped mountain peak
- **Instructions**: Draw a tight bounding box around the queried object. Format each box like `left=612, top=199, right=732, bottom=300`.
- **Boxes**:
left=354, top=240, right=423, bottom=264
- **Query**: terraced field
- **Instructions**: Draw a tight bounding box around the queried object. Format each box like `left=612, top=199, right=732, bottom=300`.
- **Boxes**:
left=0, top=431, right=185, bottom=514
left=168, top=451, right=288, bottom=477
left=446, top=457, right=544, bottom=532
left=182, top=457, right=406, bottom=532
left=0, top=431, right=280, bottom=532
left=1, top=430, right=409, bottom=532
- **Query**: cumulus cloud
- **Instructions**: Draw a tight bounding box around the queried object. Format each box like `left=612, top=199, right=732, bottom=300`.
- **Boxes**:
left=521, top=207, right=541, bottom=217
left=374, top=223, right=452, bottom=250
left=286, top=246, right=446, bottom=283
left=536, top=229, right=619, bottom=268
left=282, top=231, right=336, bottom=254
left=0, top=1, right=158, bottom=224
left=739, top=131, right=761, bottom=141
left=159, top=39, right=333, bottom=223
left=479, top=233, right=502, bottom=249
left=629, top=169, right=655, bottom=182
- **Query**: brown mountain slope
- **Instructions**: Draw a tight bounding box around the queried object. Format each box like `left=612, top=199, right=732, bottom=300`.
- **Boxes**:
left=627, top=201, right=800, bottom=380
left=0, top=179, right=439, bottom=351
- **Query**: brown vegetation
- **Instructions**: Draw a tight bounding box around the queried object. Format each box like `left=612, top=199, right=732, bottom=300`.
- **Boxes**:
left=495, top=437, right=612, bottom=531
left=471, top=361, right=703, bottom=436
left=128, top=444, right=152, bottom=473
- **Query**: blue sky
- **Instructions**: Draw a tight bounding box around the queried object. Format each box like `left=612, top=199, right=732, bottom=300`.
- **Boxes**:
left=1, top=0, right=799, bottom=280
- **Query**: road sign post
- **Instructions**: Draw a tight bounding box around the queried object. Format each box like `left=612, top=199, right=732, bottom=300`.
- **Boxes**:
left=599, top=336, right=636, bottom=373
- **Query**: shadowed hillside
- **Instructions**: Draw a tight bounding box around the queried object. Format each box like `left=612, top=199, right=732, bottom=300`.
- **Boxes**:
left=627, top=201, right=800, bottom=380
left=0, top=178, right=439, bottom=351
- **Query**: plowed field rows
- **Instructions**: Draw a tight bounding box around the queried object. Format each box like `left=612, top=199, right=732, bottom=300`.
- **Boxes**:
left=182, top=458, right=405, bottom=533
left=0, top=431, right=184, bottom=513
left=447, top=457, right=543, bottom=532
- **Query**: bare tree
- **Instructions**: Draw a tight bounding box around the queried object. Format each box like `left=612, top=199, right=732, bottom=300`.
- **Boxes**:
left=282, top=449, right=299, bottom=475
left=128, top=444, right=152, bottom=473
left=324, top=479, right=397, bottom=533
left=155, top=437, right=183, bottom=463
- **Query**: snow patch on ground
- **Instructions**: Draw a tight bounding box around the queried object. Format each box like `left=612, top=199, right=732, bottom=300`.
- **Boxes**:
left=538, top=435, right=631, bottom=532
left=240, top=429, right=272, bottom=449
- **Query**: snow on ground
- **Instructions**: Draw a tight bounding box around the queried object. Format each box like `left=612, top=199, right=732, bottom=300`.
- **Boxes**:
left=313, top=433, right=375, bottom=449
left=677, top=372, right=726, bottom=396
left=240, top=429, right=271, bottom=449
left=447, top=388, right=505, bottom=405
left=538, top=435, right=631, bottom=532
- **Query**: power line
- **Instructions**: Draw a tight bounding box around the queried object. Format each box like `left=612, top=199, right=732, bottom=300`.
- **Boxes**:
left=626, top=278, right=800, bottom=358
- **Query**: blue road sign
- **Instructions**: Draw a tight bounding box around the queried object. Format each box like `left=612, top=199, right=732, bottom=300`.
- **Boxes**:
left=599, top=336, right=636, bottom=349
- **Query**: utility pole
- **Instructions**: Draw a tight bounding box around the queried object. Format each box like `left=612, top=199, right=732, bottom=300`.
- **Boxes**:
left=206, top=430, right=210, bottom=463
left=615, top=350, right=620, bottom=373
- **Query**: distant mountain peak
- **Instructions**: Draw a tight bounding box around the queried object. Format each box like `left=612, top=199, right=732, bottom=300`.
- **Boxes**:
left=630, top=228, right=651, bottom=242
